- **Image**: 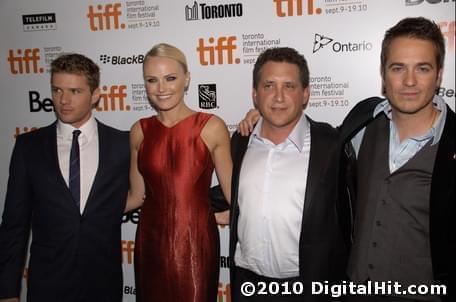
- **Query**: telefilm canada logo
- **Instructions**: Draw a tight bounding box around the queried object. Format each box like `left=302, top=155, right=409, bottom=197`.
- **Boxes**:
left=313, top=33, right=372, bottom=53
left=22, top=13, right=57, bottom=31
left=185, top=1, right=243, bottom=21
left=99, top=54, right=144, bottom=65
left=198, top=84, right=217, bottom=109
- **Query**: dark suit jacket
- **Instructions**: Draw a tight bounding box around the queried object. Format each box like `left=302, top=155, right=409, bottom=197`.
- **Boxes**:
left=229, top=117, right=350, bottom=290
left=339, top=97, right=455, bottom=301
left=0, top=120, right=130, bottom=302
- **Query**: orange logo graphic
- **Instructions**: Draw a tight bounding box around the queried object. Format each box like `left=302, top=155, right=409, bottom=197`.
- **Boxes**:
left=121, top=240, right=135, bottom=264
left=197, top=36, right=240, bottom=66
left=87, top=3, right=125, bottom=31
left=8, top=49, right=44, bottom=74
left=439, top=21, right=455, bottom=52
left=96, top=85, right=130, bottom=111
left=274, top=0, right=322, bottom=17
left=217, top=282, right=231, bottom=302
left=14, top=127, right=38, bottom=139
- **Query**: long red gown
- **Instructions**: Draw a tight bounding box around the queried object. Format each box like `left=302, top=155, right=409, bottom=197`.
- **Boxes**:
left=135, top=112, right=219, bottom=302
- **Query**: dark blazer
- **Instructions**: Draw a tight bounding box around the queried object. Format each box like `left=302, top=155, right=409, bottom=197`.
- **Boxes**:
left=339, top=97, right=455, bottom=301
left=0, top=120, right=130, bottom=302
left=229, top=117, right=351, bottom=288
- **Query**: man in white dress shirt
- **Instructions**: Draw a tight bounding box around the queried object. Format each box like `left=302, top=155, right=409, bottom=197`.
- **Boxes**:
left=228, top=47, right=350, bottom=302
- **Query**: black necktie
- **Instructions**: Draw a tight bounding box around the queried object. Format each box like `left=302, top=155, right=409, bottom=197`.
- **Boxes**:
left=69, top=130, right=81, bottom=208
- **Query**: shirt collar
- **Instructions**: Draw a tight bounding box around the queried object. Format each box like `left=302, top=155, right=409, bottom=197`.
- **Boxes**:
left=56, top=116, right=98, bottom=142
left=373, top=95, right=447, bottom=145
left=248, top=113, right=309, bottom=152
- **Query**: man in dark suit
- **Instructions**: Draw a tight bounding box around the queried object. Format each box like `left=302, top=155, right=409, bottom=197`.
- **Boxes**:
left=340, top=17, right=454, bottom=302
left=0, top=53, right=130, bottom=302
left=229, top=47, right=350, bottom=302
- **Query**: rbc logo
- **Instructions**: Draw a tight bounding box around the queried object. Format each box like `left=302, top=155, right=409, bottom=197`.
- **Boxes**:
left=87, top=3, right=125, bottom=31
left=198, top=84, right=217, bottom=109
left=197, top=36, right=240, bottom=65
left=7, top=49, right=44, bottom=75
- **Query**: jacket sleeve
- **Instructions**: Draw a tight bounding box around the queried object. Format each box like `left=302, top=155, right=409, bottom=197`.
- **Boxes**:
left=0, top=136, right=33, bottom=298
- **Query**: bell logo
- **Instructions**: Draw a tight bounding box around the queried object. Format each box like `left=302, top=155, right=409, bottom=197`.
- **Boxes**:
left=8, top=49, right=44, bottom=75
left=197, top=36, right=240, bottom=66
left=87, top=3, right=125, bottom=31
left=96, top=85, right=130, bottom=111
left=274, top=0, right=322, bottom=17
left=439, top=21, right=455, bottom=53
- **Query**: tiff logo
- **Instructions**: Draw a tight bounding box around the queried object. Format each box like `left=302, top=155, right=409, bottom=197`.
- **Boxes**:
left=185, top=1, right=198, bottom=20
left=274, top=0, right=322, bottom=17
left=87, top=3, right=125, bottom=31
left=14, top=127, right=38, bottom=139
left=198, top=84, right=217, bottom=109
left=439, top=21, right=455, bottom=52
left=197, top=36, right=240, bottom=65
left=7, top=49, right=44, bottom=75
left=121, top=240, right=134, bottom=264
left=96, top=85, right=130, bottom=111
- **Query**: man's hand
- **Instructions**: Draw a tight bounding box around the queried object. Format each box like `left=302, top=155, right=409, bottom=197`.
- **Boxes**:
left=215, top=210, right=230, bottom=225
left=237, top=109, right=260, bottom=136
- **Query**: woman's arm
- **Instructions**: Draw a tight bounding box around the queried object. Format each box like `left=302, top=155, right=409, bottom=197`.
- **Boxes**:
left=124, top=121, right=146, bottom=213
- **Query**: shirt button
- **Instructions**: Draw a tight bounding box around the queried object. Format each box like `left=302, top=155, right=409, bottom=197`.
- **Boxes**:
left=385, top=179, right=391, bottom=185
left=376, top=220, right=381, bottom=226
left=368, top=264, right=374, bottom=269
left=381, top=200, right=386, bottom=205
left=372, top=242, right=377, bottom=247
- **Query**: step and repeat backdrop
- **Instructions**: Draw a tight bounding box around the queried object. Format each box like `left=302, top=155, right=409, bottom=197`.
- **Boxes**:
left=0, top=0, right=454, bottom=301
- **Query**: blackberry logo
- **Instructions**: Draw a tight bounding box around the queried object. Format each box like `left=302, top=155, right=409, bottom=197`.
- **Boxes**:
left=313, top=34, right=333, bottom=53
left=99, top=54, right=144, bottom=65
left=100, top=54, right=111, bottom=64
left=198, top=84, right=217, bottom=109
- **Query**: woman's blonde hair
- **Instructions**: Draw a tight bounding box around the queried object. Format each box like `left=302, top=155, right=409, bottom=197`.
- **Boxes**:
left=144, top=43, right=188, bottom=73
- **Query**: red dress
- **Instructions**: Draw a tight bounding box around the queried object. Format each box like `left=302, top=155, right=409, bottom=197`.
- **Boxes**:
left=135, top=112, right=219, bottom=302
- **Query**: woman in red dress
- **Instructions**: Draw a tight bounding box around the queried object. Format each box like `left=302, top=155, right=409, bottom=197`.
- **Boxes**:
left=125, top=43, right=231, bottom=302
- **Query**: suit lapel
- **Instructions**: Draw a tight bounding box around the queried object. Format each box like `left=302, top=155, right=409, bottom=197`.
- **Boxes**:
left=43, top=122, right=79, bottom=210
left=302, top=121, right=326, bottom=224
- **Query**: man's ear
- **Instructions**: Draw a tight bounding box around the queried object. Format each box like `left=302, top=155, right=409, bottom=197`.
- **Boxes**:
left=302, top=86, right=310, bottom=110
left=252, top=88, right=258, bottom=108
left=91, top=87, right=101, bottom=106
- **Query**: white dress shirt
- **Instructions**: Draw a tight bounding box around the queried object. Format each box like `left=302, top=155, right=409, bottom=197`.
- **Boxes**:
left=235, top=114, right=311, bottom=278
left=57, top=116, right=99, bottom=214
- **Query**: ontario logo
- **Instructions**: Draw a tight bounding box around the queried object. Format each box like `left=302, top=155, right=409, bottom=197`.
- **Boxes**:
left=313, top=34, right=372, bottom=53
